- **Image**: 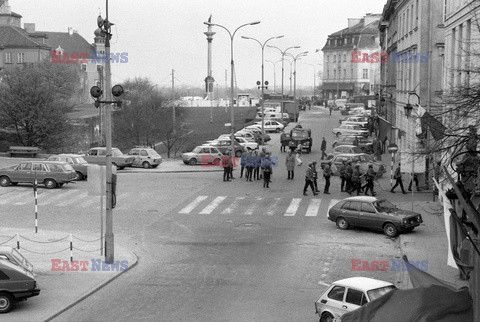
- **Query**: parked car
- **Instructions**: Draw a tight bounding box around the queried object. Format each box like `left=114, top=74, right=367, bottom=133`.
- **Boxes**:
left=253, top=120, right=285, bottom=133
left=208, top=139, right=247, bottom=157
left=328, top=145, right=363, bottom=157
left=319, top=153, right=385, bottom=177
left=241, top=127, right=271, bottom=143
left=332, top=135, right=373, bottom=154
left=234, top=137, right=258, bottom=151
left=340, top=116, right=370, bottom=128
left=127, top=147, right=162, bottom=168
left=235, top=130, right=258, bottom=143
left=332, top=124, right=369, bottom=138
left=315, top=277, right=396, bottom=322
left=0, top=161, right=76, bottom=189
left=83, top=147, right=134, bottom=170
left=182, top=146, right=223, bottom=166
left=334, top=98, right=348, bottom=109
left=47, top=154, right=88, bottom=181
left=0, top=246, right=34, bottom=274
left=327, top=196, right=423, bottom=237
left=0, top=259, right=40, bottom=313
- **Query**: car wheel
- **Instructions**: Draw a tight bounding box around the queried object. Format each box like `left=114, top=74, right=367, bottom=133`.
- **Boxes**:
left=336, top=132, right=341, bottom=137
left=44, top=179, right=58, bottom=189
left=383, top=223, right=398, bottom=237
left=0, top=292, right=14, bottom=313
left=336, top=217, right=349, bottom=230
left=212, top=158, right=220, bottom=165
left=142, top=161, right=151, bottom=169
left=235, top=150, right=242, bottom=157
left=320, top=312, right=334, bottom=322
left=276, top=128, right=280, bottom=133
left=75, top=171, right=84, bottom=181
left=0, top=176, right=11, bottom=187
left=189, top=158, right=197, bottom=165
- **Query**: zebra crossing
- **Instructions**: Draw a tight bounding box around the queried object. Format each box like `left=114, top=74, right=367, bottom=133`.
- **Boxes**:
left=178, top=195, right=341, bottom=218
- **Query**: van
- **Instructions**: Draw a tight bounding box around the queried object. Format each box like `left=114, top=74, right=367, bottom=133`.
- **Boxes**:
left=264, top=112, right=289, bottom=119
left=0, top=258, right=40, bottom=313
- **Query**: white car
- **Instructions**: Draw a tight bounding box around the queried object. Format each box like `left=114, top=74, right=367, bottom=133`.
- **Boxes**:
left=216, top=135, right=258, bottom=151
left=253, top=120, right=285, bottom=133
left=234, top=131, right=257, bottom=142
left=315, top=277, right=396, bottom=322
left=332, top=124, right=369, bottom=138
left=341, top=116, right=369, bottom=128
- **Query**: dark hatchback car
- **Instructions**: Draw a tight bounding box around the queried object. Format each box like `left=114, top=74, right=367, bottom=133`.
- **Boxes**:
left=327, top=196, right=423, bottom=237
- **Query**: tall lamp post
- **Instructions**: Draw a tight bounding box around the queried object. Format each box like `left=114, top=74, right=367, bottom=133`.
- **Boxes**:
left=265, top=59, right=282, bottom=93
left=204, top=20, right=260, bottom=155
left=287, top=51, right=308, bottom=121
left=267, top=45, right=301, bottom=123
left=242, top=35, right=284, bottom=146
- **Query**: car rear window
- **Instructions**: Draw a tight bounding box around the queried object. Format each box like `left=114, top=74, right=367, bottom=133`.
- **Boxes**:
left=327, top=286, right=345, bottom=301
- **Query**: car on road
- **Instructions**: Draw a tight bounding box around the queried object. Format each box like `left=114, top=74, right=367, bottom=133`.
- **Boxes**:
left=210, top=136, right=259, bottom=151
left=332, top=124, right=369, bottom=138
left=0, top=258, right=40, bottom=313
left=327, top=196, right=423, bottom=237
left=0, top=161, right=76, bottom=189
left=206, top=139, right=247, bottom=157
left=127, top=147, right=162, bottom=168
left=83, top=147, right=134, bottom=170
left=328, top=145, right=363, bottom=157
left=241, top=127, right=271, bottom=143
left=315, top=277, right=396, bottom=322
left=332, top=135, right=373, bottom=154
left=319, top=153, right=385, bottom=177
left=253, top=120, right=285, bottom=133
left=182, top=145, right=223, bottom=166
left=235, top=130, right=258, bottom=143
left=340, top=116, right=369, bottom=128
left=47, top=154, right=89, bottom=180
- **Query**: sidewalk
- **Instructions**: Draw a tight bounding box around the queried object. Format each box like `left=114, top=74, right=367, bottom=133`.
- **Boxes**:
left=0, top=228, right=137, bottom=321
left=394, top=200, right=469, bottom=290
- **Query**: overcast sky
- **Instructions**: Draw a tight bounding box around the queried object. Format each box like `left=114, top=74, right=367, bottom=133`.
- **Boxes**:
left=13, top=0, right=385, bottom=91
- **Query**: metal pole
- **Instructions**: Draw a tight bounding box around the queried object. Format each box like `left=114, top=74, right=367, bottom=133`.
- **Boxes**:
left=104, top=0, right=114, bottom=262
left=172, top=69, right=176, bottom=134
left=230, top=37, right=235, bottom=158
left=261, top=47, right=265, bottom=146
left=281, top=55, right=285, bottom=122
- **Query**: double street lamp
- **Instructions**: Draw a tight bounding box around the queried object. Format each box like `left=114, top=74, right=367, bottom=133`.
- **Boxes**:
left=265, top=59, right=282, bottom=93
left=267, top=45, right=301, bottom=123
left=204, top=20, right=260, bottom=156
left=241, top=35, right=284, bottom=145
left=287, top=51, right=308, bottom=121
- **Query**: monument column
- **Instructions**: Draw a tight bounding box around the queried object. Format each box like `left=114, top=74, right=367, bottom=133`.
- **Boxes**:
left=204, top=15, right=215, bottom=100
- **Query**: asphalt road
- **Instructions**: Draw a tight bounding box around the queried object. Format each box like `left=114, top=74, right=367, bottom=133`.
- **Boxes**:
left=0, top=107, right=432, bottom=321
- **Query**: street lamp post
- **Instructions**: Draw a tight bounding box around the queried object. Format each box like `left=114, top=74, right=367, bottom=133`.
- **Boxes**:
left=265, top=59, right=282, bottom=93
left=204, top=20, right=260, bottom=156
left=287, top=51, right=308, bottom=121
left=241, top=35, right=284, bottom=146
left=267, top=45, right=301, bottom=123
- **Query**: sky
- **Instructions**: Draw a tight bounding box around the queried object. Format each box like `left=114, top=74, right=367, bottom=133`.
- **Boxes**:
left=12, top=0, right=385, bottom=92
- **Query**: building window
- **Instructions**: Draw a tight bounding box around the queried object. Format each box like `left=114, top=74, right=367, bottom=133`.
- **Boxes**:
left=406, top=9, right=410, bottom=34
left=362, top=69, right=368, bottom=79
left=81, top=64, right=87, bottom=71
left=5, top=52, right=12, bottom=63
left=343, top=54, right=346, bottom=62
left=333, top=55, right=336, bottom=63
left=416, top=0, right=419, bottom=27
left=411, top=4, right=414, bottom=31
left=344, top=38, right=347, bottom=44
left=326, top=55, right=329, bottom=63
left=334, top=70, right=337, bottom=79
left=343, top=69, right=346, bottom=79
left=327, top=70, right=330, bottom=79
left=17, top=53, right=25, bottom=63
left=350, top=68, right=354, bottom=78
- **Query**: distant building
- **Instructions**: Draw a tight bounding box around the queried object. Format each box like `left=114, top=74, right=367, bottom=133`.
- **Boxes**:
left=321, top=13, right=382, bottom=100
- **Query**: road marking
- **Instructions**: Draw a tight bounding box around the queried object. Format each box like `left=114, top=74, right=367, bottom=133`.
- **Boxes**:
left=244, top=197, right=262, bottom=215
left=57, top=191, right=89, bottom=207
left=305, top=199, right=322, bottom=217
left=0, top=190, right=33, bottom=205
left=318, top=280, right=330, bottom=287
left=36, top=189, right=79, bottom=206
left=222, top=197, right=245, bottom=214
left=179, top=196, right=208, bottom=214
left=199, top=196, right=226, bottom=214
left=284, top=198, right=301, bottom=216
left=266, top=198, right=282, bottom=216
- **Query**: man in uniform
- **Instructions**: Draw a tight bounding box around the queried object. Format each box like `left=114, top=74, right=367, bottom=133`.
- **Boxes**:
left=323, top=161, right=332, bottom=194
left=339, top=160, right=347, bottom=192
left=321, top=137, right=327, bottom=160
left=345, top=161, right=353, bottom=193
left=303, top=162, right=318, bottom=196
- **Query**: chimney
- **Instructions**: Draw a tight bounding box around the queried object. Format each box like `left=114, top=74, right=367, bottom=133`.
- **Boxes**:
left=68, top=27, right=73, bottom=35
left=24, top=23, right=35, bottom=33
left=348, top=18, right=361, bottom=28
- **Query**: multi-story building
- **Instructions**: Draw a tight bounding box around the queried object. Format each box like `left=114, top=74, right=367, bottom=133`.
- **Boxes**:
left=379, top=0, right=444, bottom=183
left=321, top=13, right=382, bottom=100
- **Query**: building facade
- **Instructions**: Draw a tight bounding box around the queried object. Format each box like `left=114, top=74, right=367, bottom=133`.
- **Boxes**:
left=321, top=13, right=382, bottom=100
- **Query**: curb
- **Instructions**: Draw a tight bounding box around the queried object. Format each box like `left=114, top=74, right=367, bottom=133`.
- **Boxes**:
left=43, top=252, right=139, bottom=322
left=121, top=169, right=224, bottom=174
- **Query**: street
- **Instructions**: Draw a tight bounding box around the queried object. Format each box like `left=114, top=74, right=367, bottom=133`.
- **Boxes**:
left=1, top=108, right=432, bottom=321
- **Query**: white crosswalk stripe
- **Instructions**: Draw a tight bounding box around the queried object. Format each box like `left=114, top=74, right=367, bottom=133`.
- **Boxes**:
left=284, top=198, right=302, bottom=217
left=36, top=189, right=79, bottom=206
left=179, top=196, right=208, bottom=214
left=222, top=197, right=245, bottom=214
left=199, top=196, right=227, bottom=214
left=0, top=190, right=33, bottom=205
left=305, top=199, right=322, bottom=217
left=244, top=197, right=263, bottom=215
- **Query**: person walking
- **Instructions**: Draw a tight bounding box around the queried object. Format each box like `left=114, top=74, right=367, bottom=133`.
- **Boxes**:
left=303, top=162, right=318, bottom=196
left=240, top=154, right=247, bottom=178
left=263, top=154, right=272, bottom=188
left=339, top=160, right=347, bottom=192
left=350, top=164, right=362, bottom=196
left=390, top=163, right=407, bottom=194
left=321, top=137, right=327, bottom=160
left=245, top=151, right=253, bottom=182
left=286, top=150, right=296, bottom=179
left=323, top=161, right=332, bottom=194
left=312, top=161, right=320, bottom=193
left=329, top=105, right=332, bottom=116
left=345, top=161, right=353, bottom=193
left=228, top=149, right=235, bottom=180
left=364, top=164, right=377, bottom=196
left=280, top=132, right=288, bottom=152
left=253, top=150, right=260, bottom=180
left=222, top=155, right=230, bottom=182
left=408, top=173, right=420, bottom=192
left=259, top=147, right=267, bottom=179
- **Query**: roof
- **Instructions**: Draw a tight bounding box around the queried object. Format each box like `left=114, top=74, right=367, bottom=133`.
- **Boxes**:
left=0, top=25, right=49, bottom=48
left=343, top=196, right=380, bottom=203
left=333, top=277, right=393, bottom=291
left=322, top=17, right=380, bottom=51
left=43, top=31, right=94, bottom=56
